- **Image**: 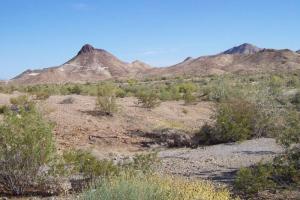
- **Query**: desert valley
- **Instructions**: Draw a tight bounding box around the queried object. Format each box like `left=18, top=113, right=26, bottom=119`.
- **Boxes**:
left=0, top=42, right=300, bottom=200
left=1, top=1, right=300, bottom=200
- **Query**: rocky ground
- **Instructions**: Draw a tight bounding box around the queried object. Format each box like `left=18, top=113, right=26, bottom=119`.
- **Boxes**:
left=158, top=138, right=284, bottom=184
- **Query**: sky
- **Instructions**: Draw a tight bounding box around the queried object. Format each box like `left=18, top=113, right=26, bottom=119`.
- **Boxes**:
left=0, top=0, right=300, bottom=79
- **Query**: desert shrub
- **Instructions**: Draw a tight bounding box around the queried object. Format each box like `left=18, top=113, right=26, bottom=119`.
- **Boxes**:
left=9, top=95, right=29, bottom=106
left=234, top=149, right=300, bottom=195
left=269, top=75, right=284, bottom=95
left=159, top=85, right=181, bottom=101
left=0, top=106, right=56, bottom=195
left=136, top=88, right=161, bottom=109
left=198, top=99, right=258, bottom=144
left=124, top=153, right=159, bottom=174
left=202, top=77, right=232, bottom=102
left=234, top=163, right=275, bottom=195
left=179, top=82, right=198, bottom=104
left=68, top=85, right=82, bottom=95
left=9, top=95, right=34, bottom=112
left=34, top=91, right=50, bottom=100
left=96, top=83, right=118, bottom=115
left=276, top=110, right=300, bottom=147
left=290, top=91, right=300, bottom=110
left=0, top=105, right=8, bottom=114
left=82, top=174, right=233, bottom=200
left=127, top=79, right=138, bottom=86
left=63, top=150, right=120, bottom=179
left=272, top=148, right=300, bottom=185
left=234, top=110, right=300, bottom=196
left=116, top=87, right=126, bottom=98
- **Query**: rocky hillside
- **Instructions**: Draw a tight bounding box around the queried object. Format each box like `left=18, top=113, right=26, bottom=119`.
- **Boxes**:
left=221, top=43, right=261, bottom=55
left=12, top=44, right=151, bottom=84
left=143, top=44, right=300, bottom=77
left=11, top=43, right=300, bottom=84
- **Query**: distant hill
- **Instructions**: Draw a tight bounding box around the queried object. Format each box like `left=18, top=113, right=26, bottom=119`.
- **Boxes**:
left=12, top=44, right=152, bottom=84
left=143, top=44, right=300, bottom=77
left=11, top=43, right=300, bottom=84
left=221, top=43, right=261, bottom=55
left=296, top=50, right=300, bottom=54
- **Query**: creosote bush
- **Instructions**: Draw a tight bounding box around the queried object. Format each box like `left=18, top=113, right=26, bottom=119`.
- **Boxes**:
left=136, top=88, right=161, bottom=109
left=0, top=105, right=56, bottom=195
left=0, top=105, right=8, bottom=114
left=234, top=109, right=300, bottom=196
left=34, top=91, right=50, bottom=100
left=234, top=163, right=275, bottom=194
left=96, top=83, right=118, bottom=116
left=198, top=99, right=259, bottom=144
left=179, top=82, right=198, bottom=104
left=63, top=150, right=120, bottom=179
left=9, top=95, right=30, bottom=106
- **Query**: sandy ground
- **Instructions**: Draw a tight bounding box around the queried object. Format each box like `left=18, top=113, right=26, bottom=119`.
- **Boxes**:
left=0, top=93, right=212, bottom=155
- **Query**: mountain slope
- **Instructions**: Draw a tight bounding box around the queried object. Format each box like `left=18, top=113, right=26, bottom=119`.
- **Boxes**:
left=143, top=45, right=300, bottom=77
left=11, top=43, right=300, bottom=84
left=296, top=50, right=300, bottom=54
left=221, top=43, right=261, bottom=55
left=13, top=44, right=151, bottom=84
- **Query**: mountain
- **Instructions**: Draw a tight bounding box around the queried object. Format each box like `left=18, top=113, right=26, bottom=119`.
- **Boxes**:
left=221, top=43, right=262, bottom=55
left=143, top=44, right=300, bottom=77
left=12, top=44, right=152, bottom=84
left=11, top=43, right=300, bottom=84
left=296, top=50, right=300, bottom=54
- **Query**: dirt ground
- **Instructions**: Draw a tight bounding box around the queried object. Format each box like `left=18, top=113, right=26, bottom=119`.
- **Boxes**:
left=0, top=93, right=212, bottom=156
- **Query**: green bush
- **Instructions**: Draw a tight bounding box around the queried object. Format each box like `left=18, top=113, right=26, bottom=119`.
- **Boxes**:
left=202, top=78, right=231, bottom=102
left=96, top=83, right=118, bottom=116
left=234, top=163, right=275, bottom=195
left=9, top=95, right=35, bottom=112
left=0, top=105, right=8, bottom=114
left=198, top=99, right=258, bottom=144
left=276, top=110, right=300, bottom=148
left=159, top=85, right=181, bottom=101
left=179, top=82, right=198, bottom=104
left=234, top=109, right=300, bottom=196
left=136, top=88, right=161, bottom=109
left=82, top=174, right=175, bottom=200
left=234, top=149, right=300, bottom=195
left=63, top=150, right=120, bottom=179
left=34, top=91, right=50, bottom=100
left=0, top=106, right=56, bottom=195
left=272, top=148, right=300, bottom=185
left=290, top=91, right=300, bottom=110
left=68, top=85, right=82, bottom=95
left=116, top=87, right=126, bottom=98
left=124, top=153, right=159, bottom=174
left=9, top=95, right=29, bottom=106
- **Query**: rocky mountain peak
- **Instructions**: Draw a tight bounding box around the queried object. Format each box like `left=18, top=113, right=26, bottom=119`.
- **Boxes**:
left=183, top=57, right=193, bottom=62
left=222, top=43, right=261, bottom=55
left=77, top=44, right=96, bottom=55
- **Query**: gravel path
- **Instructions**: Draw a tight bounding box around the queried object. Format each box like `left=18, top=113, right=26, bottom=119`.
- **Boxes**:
left=158, top=138, right=284, bottom=184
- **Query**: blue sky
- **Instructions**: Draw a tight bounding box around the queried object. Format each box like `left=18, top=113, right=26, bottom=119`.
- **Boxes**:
left=0, top=0, right=299, bottom=79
